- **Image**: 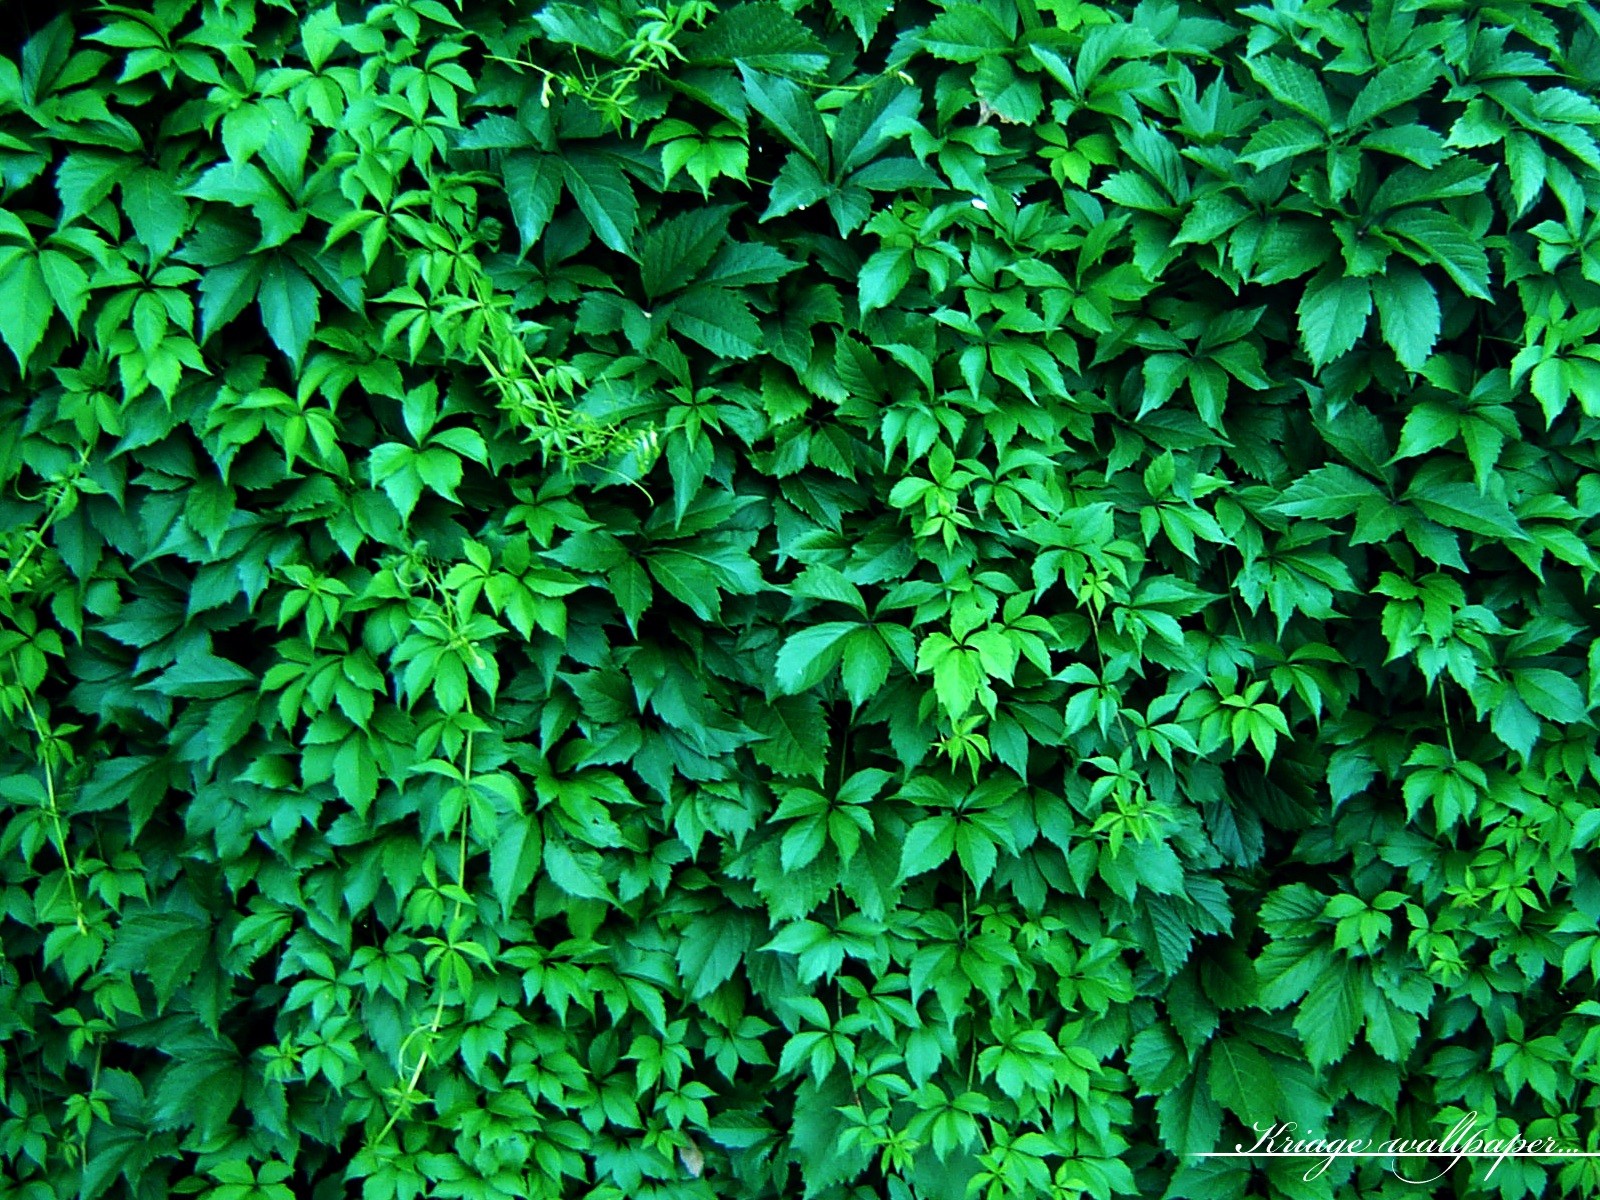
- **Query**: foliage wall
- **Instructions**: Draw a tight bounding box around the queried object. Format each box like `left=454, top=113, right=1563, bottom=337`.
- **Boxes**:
left=3, top=1, right=1600, bottom=1199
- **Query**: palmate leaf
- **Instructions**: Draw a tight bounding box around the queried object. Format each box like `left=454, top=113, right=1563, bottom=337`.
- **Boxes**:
left=831, top=83, right=921, bottom=176
left=858, top=246, right=912, bottom=314
left=1239, top=119, right=1325, bottom=168
left=104, top=909, right=212, bottom=1009
left=488, top=811, right=542, bottom=912
left=830, top=0, right=892, bottom=46
left=121, top=167, right=188, bottom=257
left=898, top=815, right=956, bottom=880
left=1295, top=964, right=1364, bottom=1069
left=1346, top=57, right=1439, bottom=128
left=1404, top=479, right=1527, bottom=540
left=1157, top=1069, right=1223, bottom=1156
left=1245, top=55, right=1332, bottom=129
left=747, top=693, right=830, bottom=778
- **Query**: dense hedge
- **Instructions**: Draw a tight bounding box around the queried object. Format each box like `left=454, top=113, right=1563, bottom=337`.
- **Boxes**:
left=4, top=1, right=1600, bottom=1198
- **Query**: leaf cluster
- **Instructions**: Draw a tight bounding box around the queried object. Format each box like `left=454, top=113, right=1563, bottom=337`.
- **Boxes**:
left=3, top=2, right=1600, bottom=1200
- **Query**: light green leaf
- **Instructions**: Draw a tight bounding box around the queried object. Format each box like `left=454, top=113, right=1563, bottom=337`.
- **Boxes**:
left=899, top=815, right=956, bottom=880
left=1511, top=667, right=1585, bottom=723
left=0, top=249, right=50, bottom=370
left=775, top=622, right=859, bottom=693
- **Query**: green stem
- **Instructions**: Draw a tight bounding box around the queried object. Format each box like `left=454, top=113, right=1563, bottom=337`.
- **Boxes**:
left=1087, top=608, right=1132, bottom=744
left=12, top=660, right=86, bottom=934
left=966, top=1018, right=978, bottom=1091
left=371, top=695, right=476, bottom=1147
left=1226, top=546, right=1250, bottom=642
left=1440, top=682, right=1456, bottom=762
left=5, top=453, right=87, bottom=590
left=960, top=872, right=969, bottom=943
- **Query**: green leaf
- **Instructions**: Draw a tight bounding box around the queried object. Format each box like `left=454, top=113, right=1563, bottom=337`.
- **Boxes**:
left=858, top=247, right=911, bottom=315
left=1405, top=481, right=1527, bottom=540
left=1273, top=465, right=1385, bottom=520
left=1346, top=58, right=1438, bottom=129
left=1206, top=1038, right=1284, bottom=1125
left=155, top=653, right=256, bottom=698
left=1511, top=667, right=1585, bottom=723
left=839, top=627, right=892, bottom=707
left=1246, top=55, right=1332, bottom=129
left=503, top=151, right=562, bottom=249
left=668, top=286, right=763, bottom=359
left=56, top=150, right=124, bottom=222
left=489, top=812, right=542, bottom=913
left=258, top=256, right=319, bottom=371
left=105, top=909, right=211, bottom=1009
left=677, top=909, right=756, bottom=999
left=199, top=254, right=266, bottom=342
left=561, top=152, right=637, bottom=256
left=1128, top=1024, right=1187, bottom=1095
left=920, top=5, right=1012, bottom=62
left=1372, top=265, right=1439, bottom=371
left=542, top=838, right=612, bottom=901
left=833, top=83, right=922, bottom=177
left=1360, top=124, right=1451, bottom=167
left=122, top=167, right=187, bottom=257
left=639, top=205, right=734, bottom=299
left=38, top=250, right=89, bottom=333
left=1156, top=1068, right=1223, bottom=1156
left=1239, top=119, right=1325, bottom=168
left=1392, top=402, right=1457, bottom=461
left=1382, top=207, right=1491, bottom=300
left=740, top=66, right=828, bottom=166
left=151, top=1048, right=242, bottom=1141
left=1297, top=270, right=1372, bottom=370
left=899, top=815, right=956, bottom=880
left=1295, top=964, right=1363, bottom=1069
left=692, top=2, right=829, bottom=74
left=748, top=694, right=830, bottom=779
left=831, top=0, right=892, bottom=46
left=763, top=152, right=831, bottom=220
left=775, top=622, right=859, bottom=693
left=646, top=549, right=725, bottom=620
left=0, top=250, right=50, bottom=370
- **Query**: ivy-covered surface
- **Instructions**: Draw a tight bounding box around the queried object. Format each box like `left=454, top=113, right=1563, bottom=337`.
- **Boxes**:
left=4, top=0, right=1600, bottom=1198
